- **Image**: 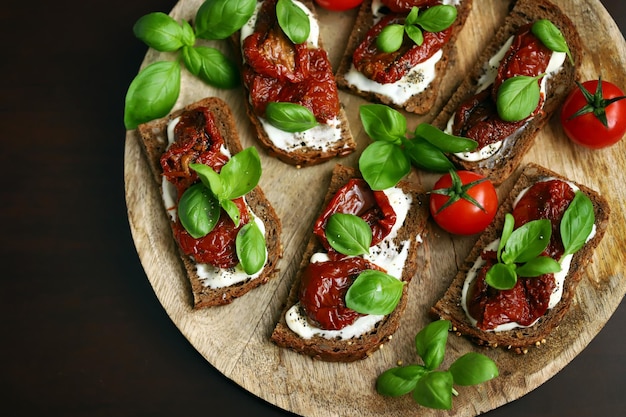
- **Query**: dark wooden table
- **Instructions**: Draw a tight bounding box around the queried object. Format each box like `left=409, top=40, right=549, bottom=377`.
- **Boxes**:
left=2, top=1, right=624, bottom=416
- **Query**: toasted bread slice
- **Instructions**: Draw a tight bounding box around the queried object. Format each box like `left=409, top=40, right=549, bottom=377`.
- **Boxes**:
left=271, top=164, right=429, bottom=361
left=233, top=0, right=356, bottom=167
left=432, top=0, right=582, bottom=185
left=431, top=163, right=610, bottom=354
left=335, top=0, right=473, bottom=114
left=136, top=97, right=282, bottom=308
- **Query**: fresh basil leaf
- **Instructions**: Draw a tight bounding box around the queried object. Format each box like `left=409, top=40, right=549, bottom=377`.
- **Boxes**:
left=405, top=24, right=424, bottom=47
left=415, top=5, right=457, bottom=33
left=403, top=138, right=454, bottom=172
left=560, top=191, right=595, bottom=258
left=414, top=123, right=477, bottom=153
left=516, top=256, right=561, bottom=277
left=415, top=320, right=449, bottom=371
left=345, top=270, right=405, bottom=315
left=180, top=19, right=196, bottom=46
left=360, top=104, right=407, bottom=144
left=195, top=0, right=257, bottom=40
left=219, top=147, right=262, bottom=200
left=221, top=198, right=241, bottom=227
left=189, top=162, right=223, bottom=198
left=325, top=213, right=372, bottom=256
left=359, top=141, right=411, bottom=190
left=485, top=262, right=517, bottom=290
left=236, top=221, right=267, bottom=275
left=413, top=371, right=453, bottom=410
left=501, top=218, right=552, bottom=264
left=376, top=365, right=427, bottom=397
left=276, top=0, right=310, bottom=45
left=376, top=24, right=405, bottom=53
left=405, top=7, right=419, bottom=25
left=124, top=61, right=181, bottom=129
left=497, top=213, right=515, bottom=262
left=178, top=183, right=220, bottom=238
left=265, top=102, right=318, bottom=132
left=449, top=352, right=499, bottom=386
left=182, top=46, right=240, bottom=89
left=531, top=19, right=573, bottom=64
left=496, top=75, right=542, bottom=122
left=133, top=12, right=185, bottom=52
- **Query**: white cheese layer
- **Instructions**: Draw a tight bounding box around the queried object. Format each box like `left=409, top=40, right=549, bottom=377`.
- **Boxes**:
left=162, top=117, right=268, bottom=289
left=285, top=187, right=418, bottom=340
left=460, top=179, right=596, bottom=332
left=450, top=36, right=567, bottom=162
left=241, top=0, right=341, bottom=153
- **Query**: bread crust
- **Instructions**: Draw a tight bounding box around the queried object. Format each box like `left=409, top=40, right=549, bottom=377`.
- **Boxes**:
left=232, top=0, right=356, bottom=167
left=335, top=0, right=474, bottom=115
left=430, top=163, right=610, bottom=354
left=136, top=97, right=283, bottom=308
left=432, top=0, right=582, bottom=185
left=271, top=164, right=429, bottom=362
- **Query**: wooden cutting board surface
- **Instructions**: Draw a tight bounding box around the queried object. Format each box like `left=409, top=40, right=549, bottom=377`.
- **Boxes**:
left=124, top=1, right=626, bottom=416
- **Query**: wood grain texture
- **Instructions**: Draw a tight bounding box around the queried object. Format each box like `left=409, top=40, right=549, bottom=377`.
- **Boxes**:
left=124, top=1, right=626, bottom=416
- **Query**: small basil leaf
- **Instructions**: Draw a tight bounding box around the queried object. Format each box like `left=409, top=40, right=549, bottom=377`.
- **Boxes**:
left=376, top=24, right=405, bottom=53
left=276, top=0, right=310, bottom=45
left=376, top=365, right=427, bottom=397
left=560, top=191, right=595, bottom=258
left=413, top=371, right=454, bottom=410
left=195, top=0, right=257, bottom=40
left=485, top=262, right=517, bottom=290
left=415, top=5, right=457, bottom=33
left=236, top=221, right=267, bottom=275
left=133, top=12, right=185, bottom=52
left=531, top=19, right=573, bottom=64
left=219, top=147, right=262, bottom=200
left=221, top=198, right=241, bottom=227
left=359, top=141, right=411, bottom=190
left=516, top=256, right=561, bottom=277
left=405, top=7, right=419, bottom=25
left=325, top=213, right=372, bottom=256
left=178, top=183, right=220, bottom=238
left=496, top=75, right=542, bottom=122
left=497, top=213, right=516, bottom=262
left=182, top=46, right=240, bottom=89
left=449, top=352, right=499, bottom=386
left=415, top=320, right=449, bottom=371
left=189, top=162, right=223, bottom=198
left=414, top=123, right=477, bottom=153
left=359, top=104, right=407, bottom=144
left=265, top=102, right=318, bottom=132
left=345, top=270, right=404, bottom=315
left=180, top=19, right=196, bottom=47
left=501, top=218, right=552, bottom=264
left=405, top=25, right=424, bottom=47
left=403, top=138, right=454, bottom=172
left=124, top=61, right=181, bottom=129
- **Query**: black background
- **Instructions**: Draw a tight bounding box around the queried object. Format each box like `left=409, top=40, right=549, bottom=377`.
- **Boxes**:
left=2, top=1, right=625, bottom=416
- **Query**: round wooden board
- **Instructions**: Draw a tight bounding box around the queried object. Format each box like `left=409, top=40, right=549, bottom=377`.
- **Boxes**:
left=124, top=1, right=626, bottom=416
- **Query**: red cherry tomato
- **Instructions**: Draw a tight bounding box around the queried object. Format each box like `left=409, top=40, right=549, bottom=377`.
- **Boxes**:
left=429, top=171, right=498, bottom=235
left=560, top=78, right=626, bottom=149
left=314, top=0, right=363, bottom=12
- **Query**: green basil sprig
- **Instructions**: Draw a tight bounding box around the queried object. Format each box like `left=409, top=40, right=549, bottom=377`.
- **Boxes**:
left=276, top=0, right=311, bottom=45
left=265, top=102, right=318, bottom=132
left=358, top=104, right=477, bottom=190
left=345, top=270, right=405, bottom=315
left=236, top=221, right=267, bottom=274
left=531, top=19, right=573, bottom=65
left=496, top=74, right=543, bottom=122
left=376, top=320, right=498, bottom=410
left=177, top=182, right=221, bottom=239
left=325, top=213, right=372, bottom=256
left=125, top=0, right=254, bottom=129
left=377, top=5, right=457, bottom=53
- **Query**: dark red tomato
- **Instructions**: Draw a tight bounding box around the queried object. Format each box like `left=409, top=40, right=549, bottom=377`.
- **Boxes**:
left=429, top=171, right=498, bottom=235
left=314, top=0, right=363, bottom=11
left=560, top=78, right=626, bottom=149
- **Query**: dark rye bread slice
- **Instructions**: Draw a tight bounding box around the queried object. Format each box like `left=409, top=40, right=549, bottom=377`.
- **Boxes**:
left=232, top=0, right=356, bottom=168
left=431, top=0, right=582, bottom=185
left=136, top=97, right=282, bottom=308
left=430, top=163, right=610, bottom=354
left=335, top=0, right=473, bottom=114
left=271, top=164, right=429, bottom=362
